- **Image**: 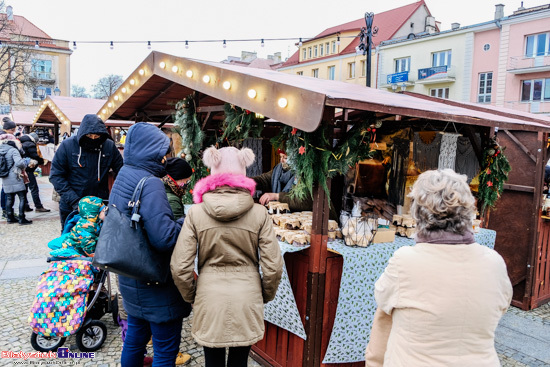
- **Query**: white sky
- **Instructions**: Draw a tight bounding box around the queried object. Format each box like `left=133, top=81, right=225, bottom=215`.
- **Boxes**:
left=5, top=0, right=549, bottom=93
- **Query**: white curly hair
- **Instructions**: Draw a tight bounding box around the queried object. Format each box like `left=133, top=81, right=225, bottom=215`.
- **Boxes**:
left=409, top=169, right=476, bottom=237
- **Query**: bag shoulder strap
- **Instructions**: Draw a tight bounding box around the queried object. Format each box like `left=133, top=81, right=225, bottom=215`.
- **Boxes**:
left=128, top=175, right=154, bottom=220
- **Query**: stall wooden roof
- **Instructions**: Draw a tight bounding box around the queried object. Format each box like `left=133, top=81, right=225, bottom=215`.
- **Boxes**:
left=99, top=51, right=550, bottom=133
left=31, top=96, right=139, bottom=136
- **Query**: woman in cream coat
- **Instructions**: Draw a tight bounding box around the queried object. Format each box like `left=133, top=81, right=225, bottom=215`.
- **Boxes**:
left=366, top=169, right=512, bottom=367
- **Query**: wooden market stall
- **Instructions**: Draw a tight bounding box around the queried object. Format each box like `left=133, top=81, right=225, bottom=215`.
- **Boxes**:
left=99, top=51, right=550, bottom=366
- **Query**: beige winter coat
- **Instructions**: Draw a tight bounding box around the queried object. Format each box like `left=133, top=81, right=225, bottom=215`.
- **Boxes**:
left=171, top=184, right=283, bottom=348
left=370, top=242, right=512, bottom=367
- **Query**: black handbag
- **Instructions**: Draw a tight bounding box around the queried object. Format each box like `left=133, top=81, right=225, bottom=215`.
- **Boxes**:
left=92, top=176, right=171, bottom=284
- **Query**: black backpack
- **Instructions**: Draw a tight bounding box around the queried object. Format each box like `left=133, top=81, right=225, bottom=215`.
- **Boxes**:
left=0, top=152, right=12, bottom=178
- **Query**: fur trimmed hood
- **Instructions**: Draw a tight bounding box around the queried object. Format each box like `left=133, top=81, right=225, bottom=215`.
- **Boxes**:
left=193, top=173, right=256, bottom=204
left=0, top=133, right=22, bottom=150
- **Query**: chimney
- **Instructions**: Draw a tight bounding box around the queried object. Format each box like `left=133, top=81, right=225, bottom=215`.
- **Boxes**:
left=425, top=16, right=436, bottom=34
left=495, top=4, right=505, bottom=20
left=451, top=23, right=460, bottom=30
left=6, top=5, right=13, bottom=21
left=274, top=52, right=282, bottom=63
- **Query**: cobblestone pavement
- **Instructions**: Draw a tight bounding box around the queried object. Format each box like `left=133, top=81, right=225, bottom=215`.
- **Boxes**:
left=1, top=216, right=549, bottom=366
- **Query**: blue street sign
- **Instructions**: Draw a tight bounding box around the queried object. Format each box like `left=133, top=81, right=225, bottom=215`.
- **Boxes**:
left=386, top=71, right=409, bottom=84
left=418, top=66, right=447, bottom=80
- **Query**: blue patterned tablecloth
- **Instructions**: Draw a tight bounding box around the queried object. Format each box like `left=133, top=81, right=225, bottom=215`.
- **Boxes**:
left=261, top=229, right=497, bottom=363
left=264, top=241, right=310, bottom=340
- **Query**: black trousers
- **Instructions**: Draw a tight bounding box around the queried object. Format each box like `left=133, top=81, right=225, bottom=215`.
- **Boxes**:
left=6, top=191, right=26, bottom=217
left=203, top=346, right=252, bottom=367
left=25, top=170, right=43, bottom=208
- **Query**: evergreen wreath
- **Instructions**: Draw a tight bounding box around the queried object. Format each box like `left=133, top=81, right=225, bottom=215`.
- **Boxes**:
left=272, top=119, right=377, bottom=201
left=478, top=137, right=511, bottom=214
left=174, top=94, right=208, bottom=204
left=219, top=103, right=263, bottom=146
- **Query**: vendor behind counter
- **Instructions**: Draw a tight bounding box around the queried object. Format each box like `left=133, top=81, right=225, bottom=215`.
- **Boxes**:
left=252, top=149, right=337, bottom=220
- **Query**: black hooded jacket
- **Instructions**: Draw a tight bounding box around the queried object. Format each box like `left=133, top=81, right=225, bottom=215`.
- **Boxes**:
left=49, top=114, right=123, bottom=210
left=19, top=135, right=44, bottom=171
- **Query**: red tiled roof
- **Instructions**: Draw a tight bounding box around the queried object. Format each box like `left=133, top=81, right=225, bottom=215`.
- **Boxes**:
left=281, top=1, right=427, bottom=68
left=0, top=14, right=51, bottom=39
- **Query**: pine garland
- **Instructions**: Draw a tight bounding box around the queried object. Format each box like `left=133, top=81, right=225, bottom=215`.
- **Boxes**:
left=478, top=138, right=511, bottom=214
left=272, top=119, right=376, bottom=201
left=220, top=104, right=263, bottom=146
left=174, top=94, right=208, bottom=204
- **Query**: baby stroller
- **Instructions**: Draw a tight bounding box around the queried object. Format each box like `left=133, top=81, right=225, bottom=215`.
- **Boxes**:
left=29, top=211, right=118, bottom=352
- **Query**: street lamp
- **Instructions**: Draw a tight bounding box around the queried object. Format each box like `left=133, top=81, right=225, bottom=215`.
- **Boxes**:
left=400, top=83, right=407, bottom=92
left=53, top=86, right=61, bottom=96
left=391, top=84, right=398, bottom=92
left=357, top=12, right=379, bottom=87
left=36, top=85, right=46, bottom=100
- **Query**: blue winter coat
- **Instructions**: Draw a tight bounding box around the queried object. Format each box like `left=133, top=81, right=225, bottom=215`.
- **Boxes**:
left=109, top=122, right=191, bottom=324
left=49, top=114, right=123, bottom=212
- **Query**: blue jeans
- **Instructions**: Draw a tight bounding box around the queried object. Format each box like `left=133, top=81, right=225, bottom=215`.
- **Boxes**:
left=121, top=314, right=183, bottom=367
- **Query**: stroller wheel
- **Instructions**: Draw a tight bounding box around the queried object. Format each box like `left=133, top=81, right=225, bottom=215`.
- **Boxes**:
left=30, top=332, right=66, bottom=352
left=76, top=320, right=107, bottom=352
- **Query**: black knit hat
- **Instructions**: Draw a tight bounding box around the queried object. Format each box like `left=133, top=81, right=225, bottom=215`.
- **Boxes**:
left=165, top=157, right=192, bottom=180
left=2, top=117, right=16, bottom=130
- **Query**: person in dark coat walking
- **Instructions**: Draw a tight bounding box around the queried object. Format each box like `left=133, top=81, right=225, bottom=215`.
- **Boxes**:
left=20, top=132, right=50, bottom=212
left=49, top=114, right=123, bottom=228
left=108, top=122, right=191, bottom=367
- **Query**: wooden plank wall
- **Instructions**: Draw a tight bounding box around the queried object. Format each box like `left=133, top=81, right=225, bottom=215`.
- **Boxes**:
left=533, top=219, right=550, bottom=308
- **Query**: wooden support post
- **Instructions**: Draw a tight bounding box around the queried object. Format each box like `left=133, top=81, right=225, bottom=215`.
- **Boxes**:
left=303, top=107, right=334, bottom=367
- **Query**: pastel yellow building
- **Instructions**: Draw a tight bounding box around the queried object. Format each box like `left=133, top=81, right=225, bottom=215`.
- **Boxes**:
left=276, top=1, right=435, bottom=86
left=0, top=5, right=72, bottom=114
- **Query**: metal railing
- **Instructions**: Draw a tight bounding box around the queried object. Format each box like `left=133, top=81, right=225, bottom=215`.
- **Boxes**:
left=30, top=71, right=56, bottom=81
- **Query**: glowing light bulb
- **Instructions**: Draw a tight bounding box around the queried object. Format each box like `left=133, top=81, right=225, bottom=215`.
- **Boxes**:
left=139, top=69, right=145, bottom=76
left=203, top=75, right=210, bottom=83
left=222, top=81, right=231, bottom=90
left=172, top=65, right=178, bottom=72
left=130, top=79, right=135, bottom=85
left=185, top=40, right=189, bottom=49
left=278, top=98, right=288, bottom=108
left=159, top=62, right=166, bottom=69
left=107, top=103, right=112, bottom=108
left=114, top=95, right=119, bottom=101
left=147, top=41, right=151, bottom=49
left=248, top=89, right=257, bottom=99
left=186, top=70, right=193, bottom=78
left=122, top=87, right=127, bottom=93
left=102, top=109, right=107, bottom=114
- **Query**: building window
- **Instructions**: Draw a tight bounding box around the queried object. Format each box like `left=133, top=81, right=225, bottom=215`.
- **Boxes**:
left=302, top=48, right=307, bottom=60
left=328, top=66, right=335, bottom=80
left=478, top=72, right=493, bottom=103
left=312, top=69, right=319, bottom=78
left=297, top=71, right=303, bottom=76
left=483, top=44, right=491, bottom=51
left=326, top=42, right=330, bottom=55
left=430, top=88, right=449, bottom=99
left=313, top=45, right=318, bottom=57
left=395, top=57, right=411, bottom=72
left=432, top=50, right=452, bottom=67
left=320, top=44, right=324, bottom=56
left=521, top=78, right=550, bottom=101
left=331, top=41, right=336, bottom=54
left=308, top=47, right=312, bottom=58
left=348, top=62, right=356, bottom=79
left=525, top=32, right=549, bottom=57
left=31, top=59, right=52, bottom=79
left=360, top=60, right=366, bottom=77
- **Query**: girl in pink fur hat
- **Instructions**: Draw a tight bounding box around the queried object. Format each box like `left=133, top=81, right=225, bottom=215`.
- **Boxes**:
left=171, top=146, right=283, bottom=367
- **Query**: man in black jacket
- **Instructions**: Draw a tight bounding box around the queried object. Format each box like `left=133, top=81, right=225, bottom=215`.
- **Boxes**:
left=20, top=132, right=50, bottom=213
left=50, top=114, right=123, bottom=228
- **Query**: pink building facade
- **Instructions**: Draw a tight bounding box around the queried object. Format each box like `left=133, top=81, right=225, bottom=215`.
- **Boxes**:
left=472, top=5, right=550, bottom=116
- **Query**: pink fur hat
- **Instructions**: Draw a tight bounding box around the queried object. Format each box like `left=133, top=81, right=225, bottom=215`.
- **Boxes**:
left=202, top=146, right=255, bottom=176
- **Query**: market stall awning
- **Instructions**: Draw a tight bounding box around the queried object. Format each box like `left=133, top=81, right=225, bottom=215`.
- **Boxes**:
left=31, top=96, right=137, bottom=136
left=98, top=51, right=550, bottom=133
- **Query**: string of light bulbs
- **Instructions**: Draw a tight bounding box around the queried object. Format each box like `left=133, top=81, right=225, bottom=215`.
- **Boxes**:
left=69, top=35, right=352, bottom=50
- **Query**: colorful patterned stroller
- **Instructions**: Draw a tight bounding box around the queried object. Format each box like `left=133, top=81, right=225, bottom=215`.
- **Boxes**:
left=28, top=211, right=118, bottom=352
